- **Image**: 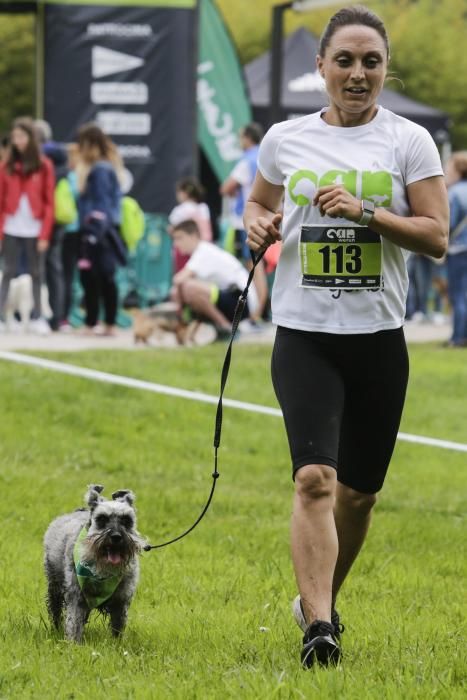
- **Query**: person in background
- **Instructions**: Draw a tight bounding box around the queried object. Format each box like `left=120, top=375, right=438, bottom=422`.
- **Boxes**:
left=169, top=176, right=213, bottom=272
left=220, top=123, right=269, bottom=322
left=0, top=117, right=55, bottom=334
left=405, top=254, right=432, bottom=322
left=35, top=119, right=68, bottom=331
left=245, top=5, right=448, bottom=667
left=170, top=219, right=259, bottom=340
left=445, top=151, right=467, bottom=346
left=0, top=135, right=10, bottom=162
left=60, top=143, right=81, bottom=331
left=76, top=123, right=125, bottom=337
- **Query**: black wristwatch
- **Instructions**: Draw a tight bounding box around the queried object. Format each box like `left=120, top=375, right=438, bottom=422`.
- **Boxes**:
left=358, top=199, right=375, bottom=226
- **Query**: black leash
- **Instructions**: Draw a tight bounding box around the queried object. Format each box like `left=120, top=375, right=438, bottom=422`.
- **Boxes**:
left=144, top=250, right=265, bottom=551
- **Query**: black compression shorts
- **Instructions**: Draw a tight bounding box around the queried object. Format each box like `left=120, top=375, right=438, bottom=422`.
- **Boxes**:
left=271, top=326, right=409, bottom=494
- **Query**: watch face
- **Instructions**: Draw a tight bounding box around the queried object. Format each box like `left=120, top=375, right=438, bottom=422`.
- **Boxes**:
left=363, top=199, right=376, bottom=214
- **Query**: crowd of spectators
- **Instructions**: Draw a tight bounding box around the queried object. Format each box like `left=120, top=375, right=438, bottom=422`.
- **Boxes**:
left=0, top=116, right=465, bottom=346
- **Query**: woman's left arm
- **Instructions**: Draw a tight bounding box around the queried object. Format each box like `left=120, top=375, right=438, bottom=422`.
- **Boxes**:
left=314, top=175, right=449, bottom=259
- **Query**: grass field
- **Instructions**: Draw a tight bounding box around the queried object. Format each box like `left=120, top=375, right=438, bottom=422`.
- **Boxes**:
left=0, top=342, right=465, bottom=699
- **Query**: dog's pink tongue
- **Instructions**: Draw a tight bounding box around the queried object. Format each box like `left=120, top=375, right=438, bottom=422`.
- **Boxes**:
left=107, top=552, right=122, bottom=565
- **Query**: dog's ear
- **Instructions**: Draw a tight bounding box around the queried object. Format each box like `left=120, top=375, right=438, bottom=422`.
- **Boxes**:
left=112, top=489, right=135, bottom=507
left=85, top=484, right=104, bottom=510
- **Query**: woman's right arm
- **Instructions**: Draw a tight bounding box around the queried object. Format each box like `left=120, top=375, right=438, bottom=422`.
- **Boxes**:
left=244, top=171, right=284, bottom=253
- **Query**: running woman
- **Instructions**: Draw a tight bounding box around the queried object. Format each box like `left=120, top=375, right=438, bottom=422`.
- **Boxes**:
left=244, top=5, right=449, bottom=668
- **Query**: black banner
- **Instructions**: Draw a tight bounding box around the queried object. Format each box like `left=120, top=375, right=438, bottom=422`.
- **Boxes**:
left=44, top=4, right=197, bottom=213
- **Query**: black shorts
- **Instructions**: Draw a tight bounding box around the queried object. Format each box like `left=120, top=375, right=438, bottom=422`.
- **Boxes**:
left=216, top=288, right=249, bottom=323
left=271, top=326, right=409, bottom=494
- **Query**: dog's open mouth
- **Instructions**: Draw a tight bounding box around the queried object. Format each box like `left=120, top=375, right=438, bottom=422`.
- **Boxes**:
left=106, top=549, right=123, bottom=565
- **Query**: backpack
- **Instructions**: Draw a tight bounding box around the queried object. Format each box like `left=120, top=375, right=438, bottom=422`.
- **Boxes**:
left=120, top=196, right=145, bottom=252
left=54, top=177, right=78, bottom=226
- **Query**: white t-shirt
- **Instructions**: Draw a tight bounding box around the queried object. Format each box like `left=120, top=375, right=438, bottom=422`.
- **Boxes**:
left=4, top=194, right=42, bottom=238
left=229, top=158, right=255, bottom=229
left=186, top=241, right=259, bottom=315
left=257, top=106, right=444, bottom=333
left=169, top=201, right=212, bottom=241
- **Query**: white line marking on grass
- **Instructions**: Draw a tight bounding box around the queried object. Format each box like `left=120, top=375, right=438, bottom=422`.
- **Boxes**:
left=1, top=350, right=467, bottom=454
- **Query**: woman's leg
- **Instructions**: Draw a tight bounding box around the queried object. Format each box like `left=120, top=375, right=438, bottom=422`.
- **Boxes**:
left=62, top=231, right=81, bottom=322
left=23, top=237, right=44, bottom=319
left=45, top=226, right=65, bottom=329
left=271, top=328, right=344, bottom=626
left=0, top=235, right=21, bottom=319
left=333, top=328, right=409, bottom=603
left=447, top=253, right=465, bottom=344
left=291, top=464, right=338, bottom=624
left=80, top=268, right=100, bottom=328
left=99, top=263, right=118, bottom=327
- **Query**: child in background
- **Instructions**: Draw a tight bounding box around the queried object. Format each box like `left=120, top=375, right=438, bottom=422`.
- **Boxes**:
left=168, top=177, right=212, bottom=272
left=0, top=117, right=55, bottom=334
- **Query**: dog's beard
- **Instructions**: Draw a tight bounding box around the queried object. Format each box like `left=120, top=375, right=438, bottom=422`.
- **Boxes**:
left=81, top=529, right=145, bottom=575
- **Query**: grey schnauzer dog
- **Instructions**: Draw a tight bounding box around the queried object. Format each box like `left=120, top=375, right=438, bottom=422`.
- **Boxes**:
left=44, top=484, right=146, bottom=642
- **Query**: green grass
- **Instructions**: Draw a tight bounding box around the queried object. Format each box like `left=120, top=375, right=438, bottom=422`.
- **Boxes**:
left=0, top=342, right=466, bottom=699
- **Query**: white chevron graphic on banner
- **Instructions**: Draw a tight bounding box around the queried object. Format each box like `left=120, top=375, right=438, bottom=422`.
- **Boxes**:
left=92, top=46, right=144, bottom=79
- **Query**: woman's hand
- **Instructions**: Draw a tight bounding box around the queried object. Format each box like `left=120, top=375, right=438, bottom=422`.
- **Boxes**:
left=37, top=239, right=49, bottom=253
left=314, top=185, right=362, bottom=222
left=247, top=212, right=283, bottom=252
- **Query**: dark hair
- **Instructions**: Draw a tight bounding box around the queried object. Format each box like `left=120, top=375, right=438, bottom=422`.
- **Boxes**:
left=172, top=219, right=201, bottom=237
left=176, top=176, right=205, bottom=203
left=241, top=122, right=263, bottom=145
left=319, top=5, right=390, bottom=58
left=7, top=117, right=42, bottom=175
left=77, top=122, right=113, bottom=159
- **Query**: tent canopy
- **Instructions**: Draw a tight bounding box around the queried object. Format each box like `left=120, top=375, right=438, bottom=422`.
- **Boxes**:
left=245, top=27, right=450, bottom=143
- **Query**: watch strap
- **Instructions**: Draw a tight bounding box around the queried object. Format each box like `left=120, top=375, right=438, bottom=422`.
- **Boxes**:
left=358, top=199, right=375, bottom=226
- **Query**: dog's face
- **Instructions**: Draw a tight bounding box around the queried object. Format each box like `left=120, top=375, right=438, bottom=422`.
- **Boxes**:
left=80, top=486, right=145, bottom=575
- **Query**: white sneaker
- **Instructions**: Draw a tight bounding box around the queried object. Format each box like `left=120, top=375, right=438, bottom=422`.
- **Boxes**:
left=7, top=318, right=23, bottom=333
left=292, top=595, right=308, bottom=633
left=29, top=317, right=51, bottom=336
left=411, top=311, right=426, bottom=323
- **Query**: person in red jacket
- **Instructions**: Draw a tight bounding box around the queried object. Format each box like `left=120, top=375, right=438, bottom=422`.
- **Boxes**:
left=0, top=117, right=55, bottom=333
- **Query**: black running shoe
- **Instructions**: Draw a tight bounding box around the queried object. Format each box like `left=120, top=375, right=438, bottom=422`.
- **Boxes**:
left=331, top=607, right=345, bottom=641
left=301, top=619, right=341, bottom=668
left=293, top=595, right=345, bottom=641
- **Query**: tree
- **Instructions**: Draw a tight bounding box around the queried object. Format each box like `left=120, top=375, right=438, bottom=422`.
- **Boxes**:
left=216, top=0, right=467, bottom=148
left=0, top=13, right=35, bottom=135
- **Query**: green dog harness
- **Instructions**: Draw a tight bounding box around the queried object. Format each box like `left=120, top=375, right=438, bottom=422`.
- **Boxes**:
left=73, top=527, right=122, bottom=609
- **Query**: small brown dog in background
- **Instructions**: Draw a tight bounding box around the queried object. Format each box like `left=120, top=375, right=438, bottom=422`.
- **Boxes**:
left=131, top=305, right=200, bottom=346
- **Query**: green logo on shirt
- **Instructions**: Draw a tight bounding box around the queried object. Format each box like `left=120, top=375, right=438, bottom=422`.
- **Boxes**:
left=288, top=169, right=392, bottom=207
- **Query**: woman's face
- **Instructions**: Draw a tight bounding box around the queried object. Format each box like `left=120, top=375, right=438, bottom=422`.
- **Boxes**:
left=79, top=139, right=100, bottom=164
left=11, top=127, right=30, bottom=153
left=317, top=25, right=388, bottom=119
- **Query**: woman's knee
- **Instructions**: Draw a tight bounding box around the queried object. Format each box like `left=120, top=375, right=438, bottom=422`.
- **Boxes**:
left=336, top=484, right=377, bottom=515
left=294, top=464, right=337, bottom=503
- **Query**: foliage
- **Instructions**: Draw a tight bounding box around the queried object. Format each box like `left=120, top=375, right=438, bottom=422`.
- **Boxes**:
left=0, top=343, right=466, bottom=698
left=1, top=2, right=467, bottom=147
left=0, top=14, right=35, bottom=135
left=216, top=0, right=467, bottom=148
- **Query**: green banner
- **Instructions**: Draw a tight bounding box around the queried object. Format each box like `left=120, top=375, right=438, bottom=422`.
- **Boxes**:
left=198, top=0, right=251, bottom=182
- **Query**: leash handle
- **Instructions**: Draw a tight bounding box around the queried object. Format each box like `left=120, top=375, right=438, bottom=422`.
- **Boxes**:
left=144, top=249, right=265, bottom=552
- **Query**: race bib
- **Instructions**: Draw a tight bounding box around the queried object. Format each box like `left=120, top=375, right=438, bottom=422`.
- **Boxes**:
left=299, top=225, right=382, bottom=290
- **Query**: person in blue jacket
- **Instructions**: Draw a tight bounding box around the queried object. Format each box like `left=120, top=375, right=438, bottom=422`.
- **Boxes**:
left=445, top=152, right=467, bottom=346
left=76, top=123, right=126, bottom=336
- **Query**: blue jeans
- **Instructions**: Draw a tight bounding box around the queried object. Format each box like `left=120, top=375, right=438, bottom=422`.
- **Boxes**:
left=447, top=251, right=467, bottom=344
left=406, top=254, right=434, bottom=317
